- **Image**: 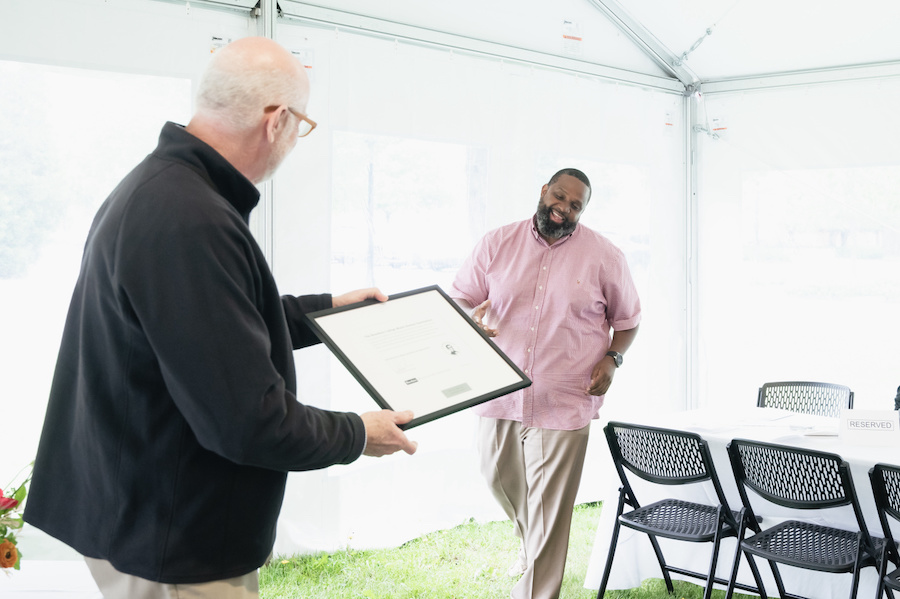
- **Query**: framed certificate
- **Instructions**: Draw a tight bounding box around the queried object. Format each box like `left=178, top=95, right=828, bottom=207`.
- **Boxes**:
left=305, top=285, right=531, bottom=429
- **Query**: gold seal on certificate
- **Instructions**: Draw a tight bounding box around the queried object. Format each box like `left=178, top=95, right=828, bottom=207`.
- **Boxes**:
left=306, top=285, right=531, bottom=429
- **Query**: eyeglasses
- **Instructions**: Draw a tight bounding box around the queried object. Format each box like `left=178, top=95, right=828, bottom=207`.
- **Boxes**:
left=265, top=105, right=317, bottom=138
left=286, top=107, right=317, bottom=137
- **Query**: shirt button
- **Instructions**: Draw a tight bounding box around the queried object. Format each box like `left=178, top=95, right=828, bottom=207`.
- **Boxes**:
left=527, top=348, right=532, bottom=353
left=538, top=285, right=543, bottom=290
left=524, top=369, right=529, bottom=373
left=534, top=306, right=539, bottom=310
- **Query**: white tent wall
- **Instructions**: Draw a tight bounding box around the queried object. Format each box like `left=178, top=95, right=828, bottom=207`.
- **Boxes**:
left=696, top=78, right=900, bottom=412
left=0, top=0, right=254, bottom=75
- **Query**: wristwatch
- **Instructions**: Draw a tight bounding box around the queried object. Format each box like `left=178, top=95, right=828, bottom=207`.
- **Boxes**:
left=605, top=350, right=623, bottom=368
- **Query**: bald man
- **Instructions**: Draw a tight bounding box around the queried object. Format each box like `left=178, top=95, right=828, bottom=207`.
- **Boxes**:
left=24, top=37, right=416, bottom=599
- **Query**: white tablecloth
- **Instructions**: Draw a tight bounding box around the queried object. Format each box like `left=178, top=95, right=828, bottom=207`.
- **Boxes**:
left=583, top=408, right=894, bottom=598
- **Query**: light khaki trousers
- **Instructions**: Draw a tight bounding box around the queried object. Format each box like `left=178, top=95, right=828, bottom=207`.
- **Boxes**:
left=84, top=557, right=259, bottom=599
left=478, top=417, right=591, bottom=599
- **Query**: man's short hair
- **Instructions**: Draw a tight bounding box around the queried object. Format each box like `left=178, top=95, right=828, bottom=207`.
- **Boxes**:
left=548, top=168, right=591, bottom=198
left=195, top=45, right=302, bottom=131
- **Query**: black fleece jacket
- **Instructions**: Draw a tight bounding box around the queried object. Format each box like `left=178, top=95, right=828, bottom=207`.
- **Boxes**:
left=25, top=122, right=365, bottom=583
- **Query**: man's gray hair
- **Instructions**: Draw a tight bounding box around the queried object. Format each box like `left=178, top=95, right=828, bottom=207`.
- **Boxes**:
left=195, top=47, right=303, bottom=130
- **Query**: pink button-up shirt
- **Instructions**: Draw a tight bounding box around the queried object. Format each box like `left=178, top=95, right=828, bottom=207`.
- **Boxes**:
left=451, top=217, right=641, bottom=430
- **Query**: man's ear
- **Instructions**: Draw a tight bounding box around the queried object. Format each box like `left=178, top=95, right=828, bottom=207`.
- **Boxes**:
left=265, top=106, right=286, bottom=144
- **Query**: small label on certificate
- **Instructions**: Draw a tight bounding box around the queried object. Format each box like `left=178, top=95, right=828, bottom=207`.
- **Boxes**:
left=306, top=285, right=531, bottom=429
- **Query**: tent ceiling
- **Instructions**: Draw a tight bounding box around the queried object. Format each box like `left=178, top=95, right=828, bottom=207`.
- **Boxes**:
left=305, top=0, right=900, bottom=87
left=613, top=0, right=900, bottom=82
left=288, top=0, right=672, bottom=82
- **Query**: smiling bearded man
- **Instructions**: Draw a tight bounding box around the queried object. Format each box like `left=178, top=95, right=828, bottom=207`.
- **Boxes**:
left=450, top=168, right=641, bottom=599
left=534, top=175, right=582, bottom=239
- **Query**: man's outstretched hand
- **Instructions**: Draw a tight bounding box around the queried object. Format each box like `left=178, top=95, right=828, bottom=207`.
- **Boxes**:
left=332, top=288, right=389, bottom=308
left=360, top=410, right=418, bottom=457
left=472, top=299, right=498, bottom=337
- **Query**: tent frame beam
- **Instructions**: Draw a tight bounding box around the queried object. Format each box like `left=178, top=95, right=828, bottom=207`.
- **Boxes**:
left=151, top=0, right=257, bottom=14
left=702, top=60, right=900, bottom=94
left=587, top=0, right=699, bottom=92
left=276, top=1, right=685, bottom=93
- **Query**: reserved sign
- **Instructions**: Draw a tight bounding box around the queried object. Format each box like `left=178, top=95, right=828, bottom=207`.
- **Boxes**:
left=840, top=409, right=900, bottom=446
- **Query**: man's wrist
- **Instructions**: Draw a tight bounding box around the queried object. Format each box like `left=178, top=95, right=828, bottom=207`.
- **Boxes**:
left=605, top=350, right=623, bottom=368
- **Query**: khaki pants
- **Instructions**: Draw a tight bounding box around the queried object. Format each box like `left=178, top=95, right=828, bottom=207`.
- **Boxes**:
left=84, top=557, right=259, bottom=599
left=478, top=417, right=591, bottom=599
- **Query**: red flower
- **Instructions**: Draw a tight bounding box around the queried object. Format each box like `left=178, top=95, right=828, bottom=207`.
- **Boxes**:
left=0, top=540, right=17, bottom=568
left=0, top=490, right=18, bottom=511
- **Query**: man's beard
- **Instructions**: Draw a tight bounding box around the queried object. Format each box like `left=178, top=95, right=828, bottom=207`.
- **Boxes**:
left=535, top=201, right=577, bottom=239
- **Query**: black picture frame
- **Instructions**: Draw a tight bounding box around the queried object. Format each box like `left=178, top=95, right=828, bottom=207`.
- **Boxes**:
left=305, top=285, right=531, bottom=429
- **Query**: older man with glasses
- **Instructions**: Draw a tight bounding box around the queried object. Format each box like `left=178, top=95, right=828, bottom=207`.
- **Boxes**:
left=24, top=37, right=416, bottom=599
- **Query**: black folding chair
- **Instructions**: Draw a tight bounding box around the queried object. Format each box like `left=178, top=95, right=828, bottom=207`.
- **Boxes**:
left=725, top=439, right=881, bottom=599
left=597, top=422, right=766, bottom=599
left=757, top=381, right=854, bottom=418
left=871, top=463, right=900, bottom=599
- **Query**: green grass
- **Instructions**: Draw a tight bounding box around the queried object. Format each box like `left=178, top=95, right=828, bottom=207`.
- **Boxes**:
left=260, top=502, right=759, bottom=599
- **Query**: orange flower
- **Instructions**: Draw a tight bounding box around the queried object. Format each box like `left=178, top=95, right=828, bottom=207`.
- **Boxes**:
left=0, top=540, right=17, bottom=568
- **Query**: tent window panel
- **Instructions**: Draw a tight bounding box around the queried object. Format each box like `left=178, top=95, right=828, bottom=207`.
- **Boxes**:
left=0, top=59, right=191, bottom=482
left=330, top=132, right=477, bottom=294
left=698, top=81, right=900, bottom=410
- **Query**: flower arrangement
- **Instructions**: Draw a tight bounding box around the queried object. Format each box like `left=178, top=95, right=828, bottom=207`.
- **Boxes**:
left=0, top=464, right=31, bottom=572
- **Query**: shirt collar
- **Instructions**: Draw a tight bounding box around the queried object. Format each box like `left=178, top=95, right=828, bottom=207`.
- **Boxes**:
left=155, top=122, right=261, bottom=223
